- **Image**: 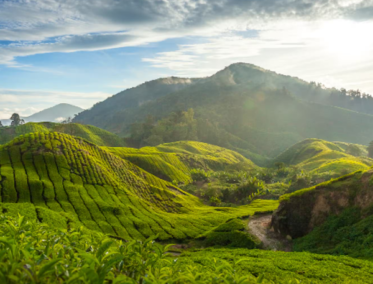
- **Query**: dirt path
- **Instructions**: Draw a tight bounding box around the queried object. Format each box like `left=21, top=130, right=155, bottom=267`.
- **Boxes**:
left=248, top=215, right=292, bottom=251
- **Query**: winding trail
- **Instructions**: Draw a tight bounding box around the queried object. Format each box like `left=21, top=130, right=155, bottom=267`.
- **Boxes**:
left=248, top=215, right=292, bottom=251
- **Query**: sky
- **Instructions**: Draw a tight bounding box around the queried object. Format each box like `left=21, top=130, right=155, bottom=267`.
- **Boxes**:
left=1, top=0, right=373, bottom=119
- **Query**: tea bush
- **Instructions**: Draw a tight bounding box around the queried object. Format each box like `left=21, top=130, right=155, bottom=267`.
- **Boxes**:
left=1, top=215, right=372, bottom=283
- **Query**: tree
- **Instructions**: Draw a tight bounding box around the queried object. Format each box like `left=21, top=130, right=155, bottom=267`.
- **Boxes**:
left=0, top=121, right=3, bottom=128
left=368, top=141, right=373, bottom=158
left=10, top=113, right=24, bottom=127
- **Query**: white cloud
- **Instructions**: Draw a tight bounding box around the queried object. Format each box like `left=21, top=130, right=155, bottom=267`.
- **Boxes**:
left=1, top=0, right=373, bottom=67
left=143, top=19, right=373, bottom=93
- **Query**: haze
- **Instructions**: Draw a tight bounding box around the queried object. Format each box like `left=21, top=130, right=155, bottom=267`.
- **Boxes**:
left=1, top=0, right=373, bottom=118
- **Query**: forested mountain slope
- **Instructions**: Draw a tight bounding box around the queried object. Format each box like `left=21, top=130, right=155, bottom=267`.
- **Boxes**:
left=0, top=122, right=125, bottom=147
left=105, top=141, right=257, bottom=184
left=74, top=63, right=373, bottom=162
left=0, top=132, right=276, bottom=241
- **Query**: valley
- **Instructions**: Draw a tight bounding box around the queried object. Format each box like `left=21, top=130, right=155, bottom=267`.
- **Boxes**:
left=1, top=64, right=373, bottom=283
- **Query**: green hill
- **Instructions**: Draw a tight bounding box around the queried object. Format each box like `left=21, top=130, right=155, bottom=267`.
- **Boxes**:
left=0, top=132, right=277, bottom=241
left=104, top=141, right=257, bottom=185
left=74, top=63, right=373, bottom=163
left=272, top=138, right=373, bottom=177
left=272, top=168, right=373, bottom=259
left=0, top=122, right=126, bottom=147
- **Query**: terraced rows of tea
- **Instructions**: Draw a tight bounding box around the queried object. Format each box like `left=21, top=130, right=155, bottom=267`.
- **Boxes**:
left=105, top=141, right=257, bottom=184
left=0, top=132, right=276, bottom=241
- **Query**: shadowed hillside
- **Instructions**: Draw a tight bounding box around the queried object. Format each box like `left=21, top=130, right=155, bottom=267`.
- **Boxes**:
left=272, top=168, right=373, bottom=259
left=0, top=132, right=277, bottom=241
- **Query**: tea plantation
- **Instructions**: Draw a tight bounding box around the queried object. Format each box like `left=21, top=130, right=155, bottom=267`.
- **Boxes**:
left=1, top=215, right=373, bottom=283
left=0, top=132, right=277, bottom=242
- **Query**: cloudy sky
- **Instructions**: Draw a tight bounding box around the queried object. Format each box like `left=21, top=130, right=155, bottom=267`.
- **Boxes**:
left=1, top=0, right=373, bottom=119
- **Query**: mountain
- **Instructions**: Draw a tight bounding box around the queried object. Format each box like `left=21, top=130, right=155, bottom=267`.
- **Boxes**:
left=24, top=103, right=84, bottom=123
left=272, top=168, right=373, bottom=259
left=74, top=63, right=373, bottom=164
left=0, top=122, right=126, bottom=147
left=0, top=132, right=277, bottom=240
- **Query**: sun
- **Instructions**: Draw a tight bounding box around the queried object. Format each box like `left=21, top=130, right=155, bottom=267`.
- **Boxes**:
left=320, top=20, right=373, bottom=61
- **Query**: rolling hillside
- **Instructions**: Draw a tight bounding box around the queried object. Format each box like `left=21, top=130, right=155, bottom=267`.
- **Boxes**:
left=272, top=139, right=373, bottom=177
left=0, top=132, right=277, bottom=241
left=105, top=141, right=257, bottom=184
left=74, top=63, right=373, bottom=162
left=0, top=122, right=126, bottom=147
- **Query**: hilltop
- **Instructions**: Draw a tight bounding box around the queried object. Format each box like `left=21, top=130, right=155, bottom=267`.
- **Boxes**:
left=0, top=122, right=125, bottom=147
left=74, top=63, right=373, bottom=163
left=0, top=132, right=277, bottom=241
left=272, top=138, right=372, bottom=178
left=105, top=141, right=257, bottom=184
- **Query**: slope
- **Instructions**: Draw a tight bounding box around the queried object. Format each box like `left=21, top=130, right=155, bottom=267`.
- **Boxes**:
left=0, top=132, right=277, bottom=241
left=272, top=138, right=373, bottom=177
left=105, top=141, right=257, bottom=185
left=74, top=63, right=373, bottom=160
left=272, top=168, right=373, bottom=259
left=0, top=122, right=125, bottom=147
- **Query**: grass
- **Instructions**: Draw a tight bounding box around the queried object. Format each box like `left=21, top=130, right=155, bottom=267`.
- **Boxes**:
left=0, top=132, right=278, bottom=242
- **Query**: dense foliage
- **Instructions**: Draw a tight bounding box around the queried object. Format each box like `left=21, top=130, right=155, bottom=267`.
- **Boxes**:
left=1, top=215, right=373, bottom=283
left=294, top=207, right=373, bottom=260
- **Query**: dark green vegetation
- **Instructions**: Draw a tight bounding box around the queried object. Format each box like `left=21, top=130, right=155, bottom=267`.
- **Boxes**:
left=272, top=168, right=373, bottom=259
left=0, top=132, right=277, bottom=242
left=74, top=63, right=373, bottom=165
left=0, top=122, right=126, bottom=147
left=294, top=207, right=373, bottom=260
left=2, top=215, right=373, bottom=284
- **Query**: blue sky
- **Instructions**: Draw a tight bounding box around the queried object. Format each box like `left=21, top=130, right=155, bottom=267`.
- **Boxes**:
left=1, top=0, right=373, bottom=119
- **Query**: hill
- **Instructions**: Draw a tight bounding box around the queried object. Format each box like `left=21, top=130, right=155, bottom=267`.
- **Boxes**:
left=272, top=168, right=373, bottom=259
left=0, top=122, right=126, bottom=147
left=104, top=141, right=257, bottom=185
left=74, top=63, right=373, bottom=163
left=272, top=138, right=373, bottom=177
left=24, top=103, right=84, bottom=123
left=0, top=132, right=277, bottom=241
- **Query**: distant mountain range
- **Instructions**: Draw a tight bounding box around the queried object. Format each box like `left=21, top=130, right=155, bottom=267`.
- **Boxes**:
left=74, top=63, right=373, bottom=164
left=1, top=103, right=83, bottom=126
